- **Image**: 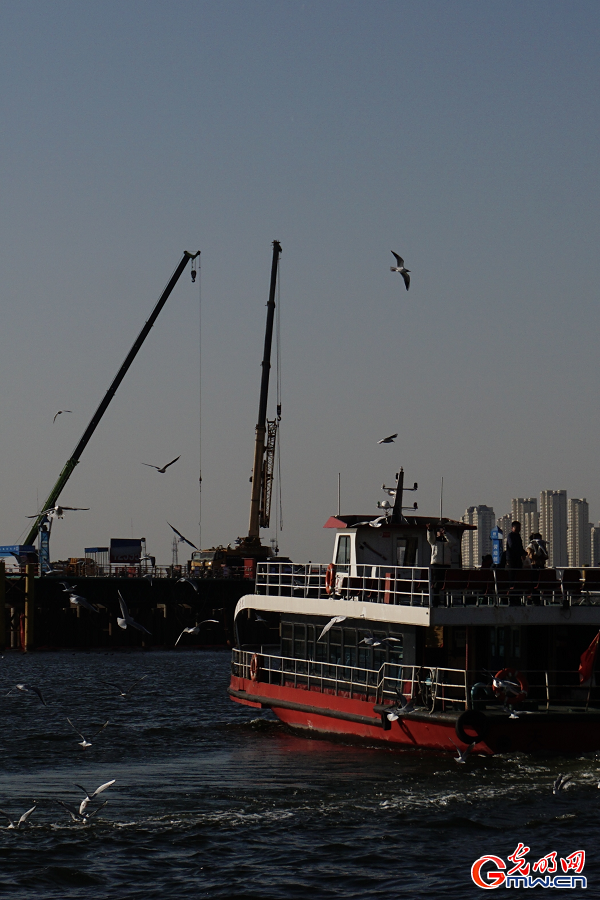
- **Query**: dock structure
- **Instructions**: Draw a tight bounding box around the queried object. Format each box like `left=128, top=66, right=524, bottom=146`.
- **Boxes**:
left=1, top=575, right=248, bottom=650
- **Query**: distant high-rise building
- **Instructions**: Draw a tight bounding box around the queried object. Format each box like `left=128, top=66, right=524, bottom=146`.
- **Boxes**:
left=591, top=523, right=600, bottom=567
left=461, top=505, right=496, bottom=567
left=568, top=498, right=591, bottom=567
left=510, top=498, right=539, bottom=542
left=539, top=490, right=568, bottom=567
left=497, top=514, right=512, bottom=549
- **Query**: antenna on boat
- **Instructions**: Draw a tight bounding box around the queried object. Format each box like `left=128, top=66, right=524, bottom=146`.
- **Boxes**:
left=440, top=476, right=444, bottom=520
left=388, top=468, right=418, bottom=524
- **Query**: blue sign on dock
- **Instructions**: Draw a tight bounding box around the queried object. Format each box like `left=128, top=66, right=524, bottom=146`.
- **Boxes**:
left=490, top=527, right=503, bottom=566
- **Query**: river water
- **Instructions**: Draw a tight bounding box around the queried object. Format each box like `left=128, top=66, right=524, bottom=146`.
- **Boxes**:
left=0, top=650, right=598, bottom=898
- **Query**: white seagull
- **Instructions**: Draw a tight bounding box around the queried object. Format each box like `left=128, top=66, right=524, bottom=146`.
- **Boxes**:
left=142, top=456, right=180, bottom=474
left=390, top=251, right=410, bottom=290
left=73, top=780, right=115, bottom=816
left=378, top=433, right=398, bottom=444
left=553, top=773, right=572, bottom=794
left=53, top=410, right=72, bottom=423
left=67, top=717, right=109, bottom=749
left=56, top=798, right=107, bottom=822
left=175, top=620, right=219, bottom=646
left=6, top=683, right=47, bottom=706
left=67, top=591, right=99, bottom=613
left=167, top=522, right=199, bottom=551
left=117, top=590, right=152, bottom=636
left=450, top=738, right=477, bottom=763
left=359, top=631, right=401, bottom=647
left=100, top=675, right=148, bottom=698
left=26, top=505, right=89, bottom=520
left=386, top=696, right=414, bottom=720
left=0, top=806, right=36, bottom=829
left=177, top=577, right=199, bottom=593
left=317, top=616, right=347, bottom=642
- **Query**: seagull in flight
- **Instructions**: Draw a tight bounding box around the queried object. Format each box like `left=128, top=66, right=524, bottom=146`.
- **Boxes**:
left=56, top=798, right=107, bottom=823
left=177, top=577, right=199, bottom=592
left=6, top=683, right=47, bottom=706
left=67, top=590, right=99, bottom=613
left=0, top=806, right=37, bottom=829
left=553, top=774, right=572, bottom=794
left=175, top=620, right=219, bottom=646
left=378, top=433, right=398, bottom=444
left=26, top=505, right=89, bottom=520
left=390, top=252, right=410, bottom=290
left=317, top=616, right=347, bottom=642
left=117, top=591, right=152, bottom=636
left=73, top=780, right=115, bottom=816
left=450, top=738, right=477, bottom=763
left=67, top=717, right=109, bottom=749
left=53, top=410, right=72, bottom=423
left=359, top=631, right=401, bottom=647
left=100, top=675, right=148, bottom=698
left=142, top=456, right=180, bottom=474
left=167, top=522, right=199, bottom=551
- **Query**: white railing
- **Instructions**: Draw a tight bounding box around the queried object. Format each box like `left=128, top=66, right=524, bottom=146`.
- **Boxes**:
left=256, top=563, right=600, bottom=608
left=232, top=649, right=600, bottom=711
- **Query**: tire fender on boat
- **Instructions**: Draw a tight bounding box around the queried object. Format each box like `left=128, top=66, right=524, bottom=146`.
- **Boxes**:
left=325, top=563, right=336, bottom=596
left=455, top=709, right=488, bottom=745
left=250, top=654, right=261, bottom=682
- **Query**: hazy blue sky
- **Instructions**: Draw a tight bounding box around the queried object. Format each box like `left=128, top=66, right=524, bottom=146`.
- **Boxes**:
left=1, top=1, right=599, bottom=563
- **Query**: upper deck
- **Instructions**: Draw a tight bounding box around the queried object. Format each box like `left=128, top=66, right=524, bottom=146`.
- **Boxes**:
left=234, top=561, right=600, bottom=626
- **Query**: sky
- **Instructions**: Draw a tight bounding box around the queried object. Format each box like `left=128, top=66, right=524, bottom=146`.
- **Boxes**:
left=1, top=1, right=599, bottom=564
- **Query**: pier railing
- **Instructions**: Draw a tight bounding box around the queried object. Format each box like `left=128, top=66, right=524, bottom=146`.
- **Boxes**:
left=256, top=563, right=600, bottom=608
left=232, top=648, right=600, bottom=712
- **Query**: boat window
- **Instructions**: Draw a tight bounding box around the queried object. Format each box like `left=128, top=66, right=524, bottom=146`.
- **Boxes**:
left=281, top=622, right=293, bottom=658
left=343, top=628, right=357, bottom=667
left=294, top=624, right=306, bottom=659
left=329, top=627, right=342, bottom=664
left=396, top=538, right=418, bottom=566
left=335, top=535, right=351, bottom=565
left=512, top=628, right=520, bottom=659
left=396, top=539, right=407, bottom=565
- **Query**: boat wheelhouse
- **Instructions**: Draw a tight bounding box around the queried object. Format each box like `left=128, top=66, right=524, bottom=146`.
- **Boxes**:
left=229, top=469, right=600, bottom=755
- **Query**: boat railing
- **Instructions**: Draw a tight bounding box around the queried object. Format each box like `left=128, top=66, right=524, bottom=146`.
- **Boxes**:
left=232, top=648, right=600, bottom=712
left=255, top=563, right=600, bottom=608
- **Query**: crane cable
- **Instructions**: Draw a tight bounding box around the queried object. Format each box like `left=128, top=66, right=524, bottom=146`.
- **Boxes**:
left=275, top=261, right=283, bottom=535
left=194, top=253, right=202, bottom=552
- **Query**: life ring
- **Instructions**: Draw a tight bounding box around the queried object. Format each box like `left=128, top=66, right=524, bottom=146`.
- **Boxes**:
left=249, top=653, right=261, bottom=682
left=492, top=667, right=529, bottom=705
left=455, top=709, right=488, bottom=745
left=325, top=563, right=336, bottom=595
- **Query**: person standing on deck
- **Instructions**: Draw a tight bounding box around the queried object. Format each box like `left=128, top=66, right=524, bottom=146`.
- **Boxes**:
left=506, top=521, right=526, bottom=569
left=426, top=522, right=457, bottom=606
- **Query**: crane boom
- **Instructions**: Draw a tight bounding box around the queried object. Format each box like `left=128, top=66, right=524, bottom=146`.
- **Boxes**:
left=23, top=250, right=199, bottom=546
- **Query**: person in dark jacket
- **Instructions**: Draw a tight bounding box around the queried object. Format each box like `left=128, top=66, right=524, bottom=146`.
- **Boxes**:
left=506, top=521, right=525, bottom=569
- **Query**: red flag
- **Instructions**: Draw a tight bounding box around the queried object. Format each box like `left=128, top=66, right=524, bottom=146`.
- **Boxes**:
left=579, top=631, right=600, bottom=685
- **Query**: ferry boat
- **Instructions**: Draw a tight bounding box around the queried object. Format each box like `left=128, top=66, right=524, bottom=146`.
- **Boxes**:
left=229, top=467, right=600, bottom=755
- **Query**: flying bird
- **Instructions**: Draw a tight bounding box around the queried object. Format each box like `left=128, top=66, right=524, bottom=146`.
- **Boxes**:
left=317, top=616, right=347, bottom=642
left=386, top=696, right=414, bottom=720
left=67, top=717, right=109, bottom=749
left=74, top=780, right=115, bottom=816
left=553, top=774, right=572, bottom=794
left=390, top=251, right=410, bottom=290
left=67, top=591, right=99, bottom=613
left=378, top=433, right=397, bottom=444
left=26, top=505, right=89, bottom=520
left=358, top=631, right=400, bottom=647
left=117, top=590, right=152, bottom=636
left=177, top=577, right=199, bottom=592
left=142, top=456, right=180, bottom=474
left=6, top=683, right=47, bottom=706
left=175, top=620, right=219, bottom=646
left=167, top=522, right=199, bottom=551
left=56, top=798, right=107, bottom=822
left=53, top=410, right=72, bottom=423
left=450, top=738, right=477, bottom=764
left=0, top=806, right=37, bottom=829
left=100, top=675, right=148, bottom=698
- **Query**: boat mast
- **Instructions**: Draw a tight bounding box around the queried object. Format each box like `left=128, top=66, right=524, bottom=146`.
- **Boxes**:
left=247, top=240, right=282, bottom=542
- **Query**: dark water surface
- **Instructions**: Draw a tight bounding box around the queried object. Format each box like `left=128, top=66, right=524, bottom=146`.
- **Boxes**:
left=0, top=650, right=598, bottom=898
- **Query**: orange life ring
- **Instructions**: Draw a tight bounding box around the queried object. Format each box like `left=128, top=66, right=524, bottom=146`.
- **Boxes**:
left=492, top=667, right=528, bottom=705
left=325, top=563, right=336, bottom=595
left=250, top=653, right=260, bottom=682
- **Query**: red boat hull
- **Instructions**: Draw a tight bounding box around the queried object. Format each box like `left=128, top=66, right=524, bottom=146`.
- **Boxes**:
left=229, top=675, right=600, bottom=755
